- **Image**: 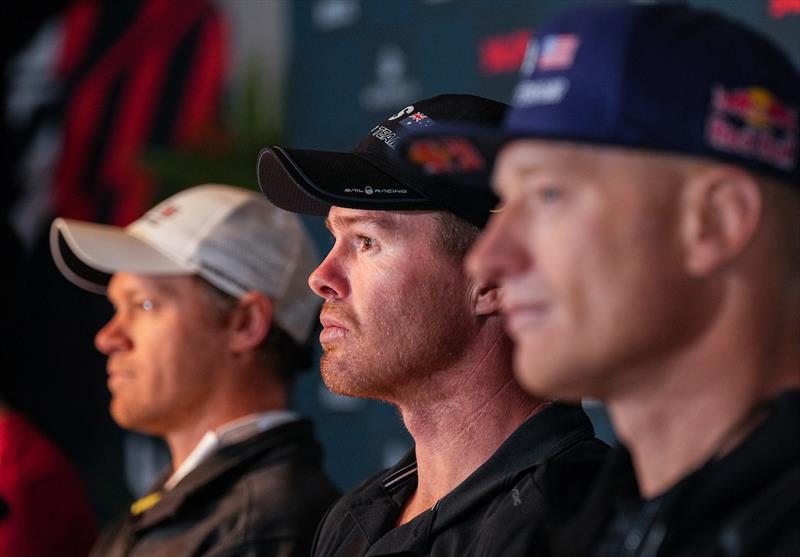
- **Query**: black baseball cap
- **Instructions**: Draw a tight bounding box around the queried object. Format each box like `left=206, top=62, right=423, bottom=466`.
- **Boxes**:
left=257, top=94, right=507, bottom=228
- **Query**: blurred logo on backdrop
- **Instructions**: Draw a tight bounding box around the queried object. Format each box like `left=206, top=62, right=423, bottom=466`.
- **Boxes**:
left=359, top=44, right=422, bottom=112
left=769, top=0, right=800, bottom=18
left=479, top=29, right=533, bottom=76
left=312, top=0, right=361, bottom=31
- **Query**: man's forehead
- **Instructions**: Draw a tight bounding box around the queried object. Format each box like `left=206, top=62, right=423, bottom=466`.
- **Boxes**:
left=108, top=272, right=192, bottom=298
left=498, top=139, right=592, bottom=170
left=495, top=140, right=698, bottom=188
left=492, top=140, right=583, bottom=196
left=325, top=207, right=437, bottom=231
left=498, top=139, right=704, bottom=172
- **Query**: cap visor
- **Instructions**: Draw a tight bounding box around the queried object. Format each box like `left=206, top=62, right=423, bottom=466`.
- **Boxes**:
left=50, top=218, right=190, bottom=294
left=257, top=147, right=435, bottom=215
left=395, top=123, right=508, bottom=189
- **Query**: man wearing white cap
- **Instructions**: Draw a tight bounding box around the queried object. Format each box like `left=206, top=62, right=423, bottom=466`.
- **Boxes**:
left=50, top=184, right=340, bottom=557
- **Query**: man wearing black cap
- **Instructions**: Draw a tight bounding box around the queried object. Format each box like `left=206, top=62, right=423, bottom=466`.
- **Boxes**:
left=258, top=94, right=608, bottom=556
left=418, top=4, right=800, bottom=556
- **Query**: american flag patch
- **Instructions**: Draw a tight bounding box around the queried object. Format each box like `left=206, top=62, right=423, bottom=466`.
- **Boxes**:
left=537, top=34, right=580, bottom=71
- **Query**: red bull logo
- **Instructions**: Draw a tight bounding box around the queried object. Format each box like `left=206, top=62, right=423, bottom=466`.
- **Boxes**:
left=407, top=138, right=487, bottom=175
left=706, top=85, right=797, bottom=170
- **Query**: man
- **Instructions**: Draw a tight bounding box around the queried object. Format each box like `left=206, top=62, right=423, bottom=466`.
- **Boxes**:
left=424, top=4, right=799, bottom=556
left=257, top=94, right=608, bottom=557
left=50, top=184, right=340, bottom=557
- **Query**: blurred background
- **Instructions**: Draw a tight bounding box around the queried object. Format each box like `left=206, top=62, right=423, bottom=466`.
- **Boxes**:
left=2, top=0, right=798, bottom=526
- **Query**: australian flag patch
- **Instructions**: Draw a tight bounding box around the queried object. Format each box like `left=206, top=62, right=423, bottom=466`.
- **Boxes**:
left=400, top=111, right=435, bottom=129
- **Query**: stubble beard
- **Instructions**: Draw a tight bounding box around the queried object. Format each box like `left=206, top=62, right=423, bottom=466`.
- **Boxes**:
left=319, top=291, right=474, bottom=404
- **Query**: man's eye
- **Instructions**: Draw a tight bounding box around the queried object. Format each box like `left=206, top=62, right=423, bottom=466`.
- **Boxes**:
left=357, top=236, right=376, bottom=251
left=536, top=185, right=564, bottom=203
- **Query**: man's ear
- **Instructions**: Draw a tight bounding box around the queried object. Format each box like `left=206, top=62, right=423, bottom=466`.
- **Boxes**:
left=228, top=292, right=273, bottom=353
left=680, top=166, right=762, bottom=277
left=473, top=283, right=502, bottom=317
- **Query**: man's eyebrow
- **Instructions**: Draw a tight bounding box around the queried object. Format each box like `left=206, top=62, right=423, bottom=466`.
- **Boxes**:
left=324, top=213, right=399, bottom=232
left=493, top=162, right=546, bottom=195
left=108, top=278, right=180, bottom=302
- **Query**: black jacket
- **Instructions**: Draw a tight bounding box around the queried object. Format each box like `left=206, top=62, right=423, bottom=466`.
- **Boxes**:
left=91, top=419, right=341, bottom=557
left=552, top=390, right=800, bottom=557
left=311, top=403, right=609, bottom=557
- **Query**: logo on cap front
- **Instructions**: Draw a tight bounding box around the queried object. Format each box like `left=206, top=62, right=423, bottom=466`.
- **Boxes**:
left=512, top=77, right=570, bottom=107
left=706, top=85, right=798, bottom=170
left=342, top=186, right=409, bottom=196
left=371, top=125, right=400, bottom=149
left=399, top=111, right=435, bottom=130
left=143, top=204, right=180, bottom=226
left=407, top=138, right=486, bottom=175
left=521, top=34, right=580, bottom=75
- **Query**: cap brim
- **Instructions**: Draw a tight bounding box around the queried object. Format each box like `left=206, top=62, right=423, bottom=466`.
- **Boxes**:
left=395, top=123, right=509, bottom=189
left=257, top=147, right=437, bottom=215
left=50, top=218, right=190, bottom=294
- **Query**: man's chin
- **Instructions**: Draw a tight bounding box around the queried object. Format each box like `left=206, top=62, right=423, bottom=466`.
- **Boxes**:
left=110, top=402, right=159, bottom=434
left=514, top=350, right=598, bottom=401
left=320, top=361, right=391, bottom=402
left=514, top=349, right=566, bottom=398
left=319, top=369, right=363, bottom=399
left=110, top=410, right=138, bottom=431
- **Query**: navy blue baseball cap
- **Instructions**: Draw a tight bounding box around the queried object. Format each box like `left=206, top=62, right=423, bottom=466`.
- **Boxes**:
left=399, top=3, right=800, bottom=186
left=257, top=94, right=507, bottom=228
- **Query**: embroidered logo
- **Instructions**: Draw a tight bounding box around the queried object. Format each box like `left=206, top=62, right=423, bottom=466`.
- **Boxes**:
left=537, top=34, right=580, bottom=71
left=407, top=137, right=486, bottom=175
left=399, top=111, right=435, bottom=130
left=706, top=85, right=798, bottom=170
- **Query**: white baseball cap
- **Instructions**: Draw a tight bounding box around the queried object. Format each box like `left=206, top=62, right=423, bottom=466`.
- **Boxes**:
left=50, top=184, right=320, bottom=344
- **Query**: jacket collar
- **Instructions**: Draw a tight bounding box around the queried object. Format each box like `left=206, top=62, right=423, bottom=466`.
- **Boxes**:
left=559, top=389, right=800, bottom=555
left=130, top=419, right=320, bottom=531
left=350, top=402, right=596, bottom=554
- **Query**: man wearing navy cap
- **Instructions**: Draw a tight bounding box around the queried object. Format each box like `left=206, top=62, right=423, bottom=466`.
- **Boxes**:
left=257, top=94, right=608, bottom=556
left=410, top=4, right=800, bottom=556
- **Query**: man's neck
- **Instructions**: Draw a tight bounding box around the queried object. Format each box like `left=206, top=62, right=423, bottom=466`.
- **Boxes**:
left=165, top=407, right=287, bottom=472
left=394, top=335, right=544, bottom=525
left=608, top=308, right=800, bottom=499
left=164, top=381, right=288, bottom=472
left=163, top=410, right=297, bottom=490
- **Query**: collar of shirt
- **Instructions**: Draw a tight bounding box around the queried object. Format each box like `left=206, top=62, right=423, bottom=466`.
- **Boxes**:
left=558, top=389, right=800, bottom=557
left=342, top=402, right=596, bottom=554
left=164, top=410, right=299, bottom=490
